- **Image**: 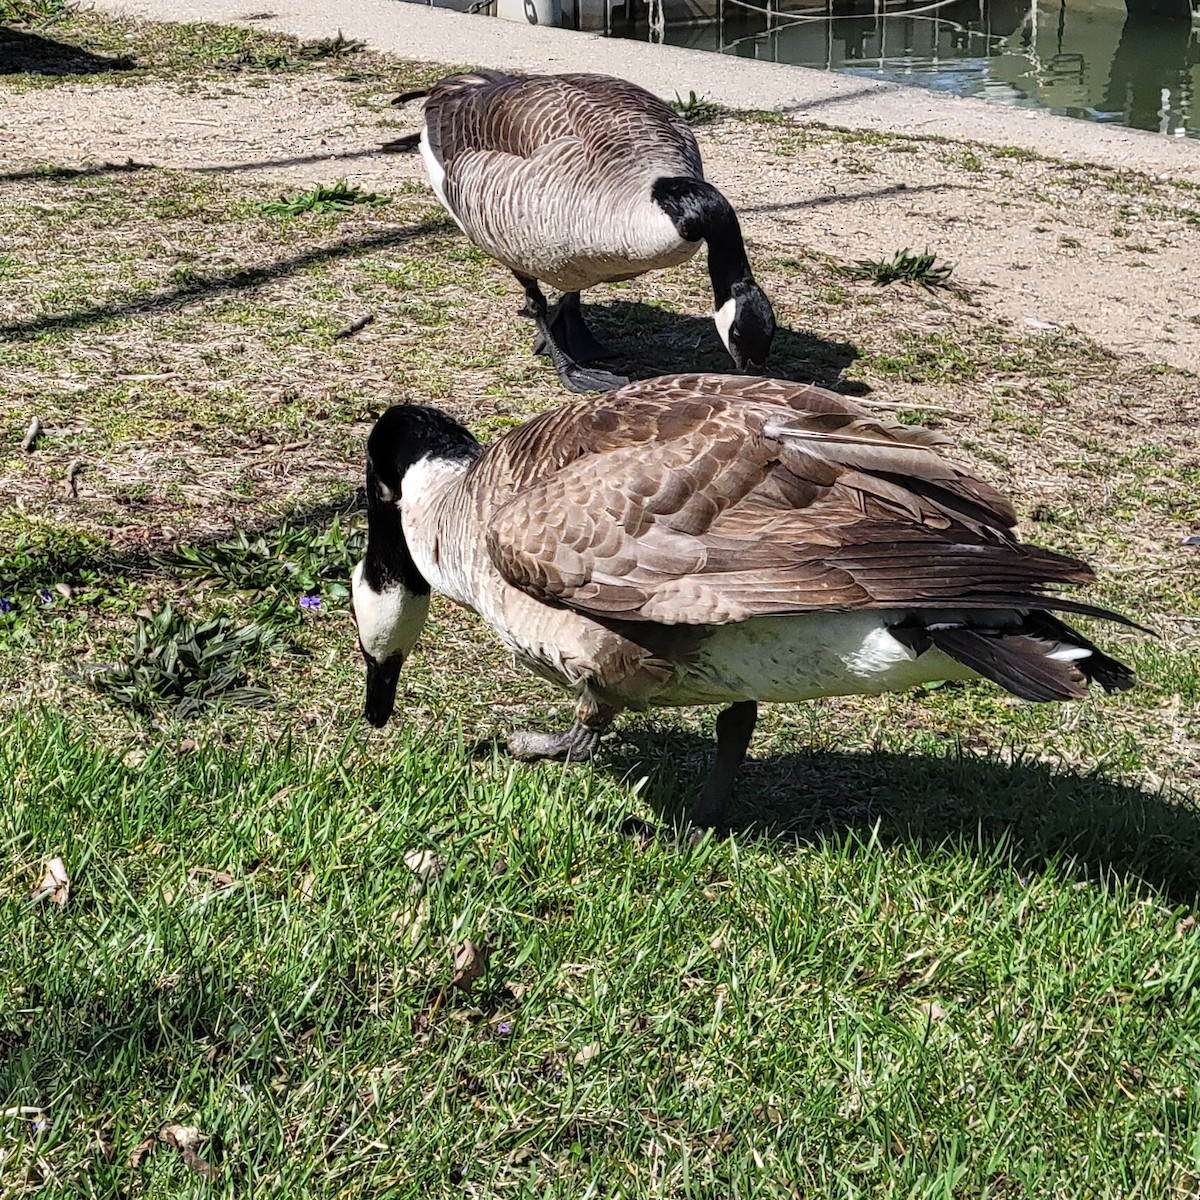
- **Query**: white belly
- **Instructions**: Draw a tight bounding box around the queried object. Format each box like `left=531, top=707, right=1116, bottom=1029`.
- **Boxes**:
left=658, top=610, right=979, bottom=706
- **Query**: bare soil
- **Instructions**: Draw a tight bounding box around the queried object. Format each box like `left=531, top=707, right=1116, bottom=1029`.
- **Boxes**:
left=2, top=73, right=1197, bottom=370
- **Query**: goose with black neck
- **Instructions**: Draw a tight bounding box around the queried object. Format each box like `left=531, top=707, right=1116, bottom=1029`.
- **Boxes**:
left=350, top=376, right=1139, bottom=836
left=385, top=70, right=777, bottom=392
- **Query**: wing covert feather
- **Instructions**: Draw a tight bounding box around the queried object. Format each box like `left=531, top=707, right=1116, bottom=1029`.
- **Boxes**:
left=478, top=377, right=1087, bottom=626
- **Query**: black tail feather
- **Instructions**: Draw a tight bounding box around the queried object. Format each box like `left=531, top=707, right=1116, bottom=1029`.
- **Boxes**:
left=927, top=628, right=1088, bottom=702
left=380, top=131, right=422, bottom=154
left=392, top=88, right=429, bottom=105
left=892, top=610, right=1136, bottom=703
left=1022, top=610, right=1135, bottom=693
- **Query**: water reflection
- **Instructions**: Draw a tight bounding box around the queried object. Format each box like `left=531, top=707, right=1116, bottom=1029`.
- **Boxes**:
left=609, top=0, right=1200, bottom=138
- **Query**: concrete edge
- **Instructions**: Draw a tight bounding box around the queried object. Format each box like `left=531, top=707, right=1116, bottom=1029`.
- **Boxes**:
left=75, top=0, right=1200, bottom=179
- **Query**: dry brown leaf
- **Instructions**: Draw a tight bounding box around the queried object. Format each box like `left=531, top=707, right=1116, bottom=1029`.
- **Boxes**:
left=573, top=1041, right=600, bottom=1064
left=297, top=871, right=316, bottom=903
left=188, top=867, right=236, bottom=889
left=158, top=1123, right=215, bottom=1179
left=450, top=938, right=490, bottom=991
left=394, top=897, right=430, bottom=945
left=121, top=749, right=146, bottom=770
left=1177, top=915, right=1197, bottom=936
left=403, top=849, right=445, bottom=887
left=30, top=857, right=69, bottom=905
left=128, top=1137, right=156, bottom=1169
left=917, top=1001, right=948, bottom=1021
left=709, top=930, right=727, bottom=954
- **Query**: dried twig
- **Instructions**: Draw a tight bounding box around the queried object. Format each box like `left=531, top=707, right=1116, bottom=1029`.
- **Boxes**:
left=21, top=416, right=41, bottom=452
left=333, top=313, right=374, bottom=340
left=64, top=458, right=82, bottom=498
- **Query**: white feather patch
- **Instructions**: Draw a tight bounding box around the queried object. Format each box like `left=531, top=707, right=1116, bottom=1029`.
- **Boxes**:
left=352, top=560, right=430, bottom=665
left=713, top=297, right=736, bottom=356
left=1046, top=645, right=1092, bottom=663
left=419, top=128, right=465, bottom=233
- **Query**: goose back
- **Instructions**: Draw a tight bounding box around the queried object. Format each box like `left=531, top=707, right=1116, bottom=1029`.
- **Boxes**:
left=421, top=72, right=706, bottom=291
left=467, top=375, right=1104, bottom=628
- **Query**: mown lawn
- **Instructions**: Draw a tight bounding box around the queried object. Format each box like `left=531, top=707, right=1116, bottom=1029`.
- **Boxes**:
left=2, top=5, right=1199, bottom=1197
left=6, top=713, right=1200, bottom=1197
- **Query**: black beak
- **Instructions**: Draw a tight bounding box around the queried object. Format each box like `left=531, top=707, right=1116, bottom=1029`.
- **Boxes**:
left=363, top=654, right=403, bottom=727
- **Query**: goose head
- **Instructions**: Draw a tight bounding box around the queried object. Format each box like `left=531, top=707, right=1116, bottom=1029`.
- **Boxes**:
left=351, top=405, right=480, bottom=727
left=714, top=279, right=776, bottom=373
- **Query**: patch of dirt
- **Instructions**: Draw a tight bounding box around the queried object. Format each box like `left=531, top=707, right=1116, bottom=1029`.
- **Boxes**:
left=0, top=30, right=1195, bottom=795
left=1, top=72, right=1196, bottom=370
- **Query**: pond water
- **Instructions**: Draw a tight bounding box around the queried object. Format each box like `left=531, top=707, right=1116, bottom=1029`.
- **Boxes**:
left=606, top=0, right=1200, bottom=138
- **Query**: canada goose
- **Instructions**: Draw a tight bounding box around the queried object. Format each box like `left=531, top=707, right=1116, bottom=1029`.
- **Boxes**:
left=385, top=71, right=776, bottom=393
left=351, top=375, right=1136, bottom=833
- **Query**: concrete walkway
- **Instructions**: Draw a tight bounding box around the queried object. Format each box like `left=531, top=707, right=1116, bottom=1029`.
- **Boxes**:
left=92, top=0, right=1200, bottom=180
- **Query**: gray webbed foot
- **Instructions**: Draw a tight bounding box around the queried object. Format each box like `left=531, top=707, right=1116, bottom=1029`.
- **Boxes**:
left=507, top=720, right=601, bottom=763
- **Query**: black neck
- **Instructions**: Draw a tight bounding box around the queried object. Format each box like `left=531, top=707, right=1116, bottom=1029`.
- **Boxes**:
left=652, top=176, right=754, bottom=307
left=363, top=460, right=428, bottom=596
left=362, top=405, right=481, bottom=596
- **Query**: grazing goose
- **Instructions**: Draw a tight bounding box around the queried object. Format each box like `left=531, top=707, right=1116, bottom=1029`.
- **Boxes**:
left=385, top=70, right=776, bottom=392
left=351, top=375, right=1136, bottom=832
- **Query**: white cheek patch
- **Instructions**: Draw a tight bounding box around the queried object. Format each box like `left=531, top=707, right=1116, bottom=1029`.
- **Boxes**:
left=713, top=297, right=736, bottom=355
left=351, top=561, right=430, bottom=664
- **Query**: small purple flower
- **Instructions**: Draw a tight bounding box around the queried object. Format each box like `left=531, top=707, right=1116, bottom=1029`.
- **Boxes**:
left=0, top=597, right=13, bottom=613
left=497, top=1022, right=512, bottom=1036
left=299, top=595, right=321, bottom=610
left=39, top=589, right=53, bottom=606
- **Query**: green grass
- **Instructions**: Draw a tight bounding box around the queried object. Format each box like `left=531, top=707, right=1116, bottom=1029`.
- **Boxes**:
left=260, top=181, right=390, bottom=219
left=2, top=14, right=1200, bottom=1193
left=4, top=710, right=1200, bottom=1196
left=843, top=249, right=955, bottom=290
left=670, top=90, right=726, bottom=126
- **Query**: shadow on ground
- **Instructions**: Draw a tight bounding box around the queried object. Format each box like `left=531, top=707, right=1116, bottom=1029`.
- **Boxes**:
left=0, top=25, right=134, bottom=76
left=601, top=724, right=1200, bottom=903
left=0, top=219, right=452, bottom=339
left=555, top=299, right=862, bottom=390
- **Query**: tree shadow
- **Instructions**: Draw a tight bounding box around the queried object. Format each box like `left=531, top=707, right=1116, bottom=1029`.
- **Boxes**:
left=0, top=25, right=135, bottom=76
left=572, top=299, right=862, bottom=390
left=0, top=219, right=451, bottom=340
left=2, top=492, right=366, bottom=594
left=0, top=159, right=151, bottom=185
left=740, top=181, right=950, bottom=217
left=602, top=725, right=1200, bottom=904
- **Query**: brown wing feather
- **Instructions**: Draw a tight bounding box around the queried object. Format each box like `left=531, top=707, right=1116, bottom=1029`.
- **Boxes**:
left=423, top=71, right=701, bottom=176
left=478, top=376, right=1091, bottom=627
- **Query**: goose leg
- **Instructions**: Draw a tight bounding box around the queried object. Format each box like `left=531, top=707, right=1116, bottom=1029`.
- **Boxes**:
left=541, top=293, right=618, bottom=365
left=514, top=274, right=628, bottom=393
left=507, top=692, right=614, bottom=764
left=515, top=275, right=549, bottom=321
left=685, top=701, right=758, bottom=836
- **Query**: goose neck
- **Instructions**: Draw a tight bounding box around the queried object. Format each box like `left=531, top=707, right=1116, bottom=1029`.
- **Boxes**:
left=651, top=177, right=754, bottom=307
